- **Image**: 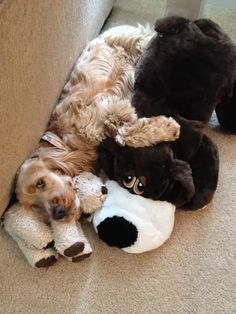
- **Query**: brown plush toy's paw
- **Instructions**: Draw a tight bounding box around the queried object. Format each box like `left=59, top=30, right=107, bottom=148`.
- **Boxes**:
left=63, top=242, right=85, bottom=257
left=35, top=255, right=58, bottom=268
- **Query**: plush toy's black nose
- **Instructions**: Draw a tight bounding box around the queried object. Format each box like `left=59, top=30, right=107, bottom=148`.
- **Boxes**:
left=52, top=206, right=66, bottom=220
left=97, top=216, right=138, bottom=249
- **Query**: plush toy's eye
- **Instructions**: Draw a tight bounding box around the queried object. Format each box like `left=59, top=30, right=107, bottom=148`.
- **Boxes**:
left=36, top=179, right=45, bottom=189
left=133, top=177, right=146, bottom=195
left=122, top=176, right=136, bottom=189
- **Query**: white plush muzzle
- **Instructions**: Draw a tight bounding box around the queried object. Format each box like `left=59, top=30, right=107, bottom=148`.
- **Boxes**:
left=93, top=180, right=176, bottom=253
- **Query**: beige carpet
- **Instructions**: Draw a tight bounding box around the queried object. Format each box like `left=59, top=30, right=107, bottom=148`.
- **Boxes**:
left=0, top=1, right=236, bottom=313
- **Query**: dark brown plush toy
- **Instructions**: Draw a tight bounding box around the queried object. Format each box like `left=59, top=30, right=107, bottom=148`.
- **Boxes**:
left=97, top=16, right=236, bottom=210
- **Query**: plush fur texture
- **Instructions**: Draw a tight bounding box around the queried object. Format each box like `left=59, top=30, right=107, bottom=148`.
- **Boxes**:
left=97, top=16, right=236, bottom=210
left=133, top=16, right=236, bottom=129
left=14, top=25, right=180, bottom=224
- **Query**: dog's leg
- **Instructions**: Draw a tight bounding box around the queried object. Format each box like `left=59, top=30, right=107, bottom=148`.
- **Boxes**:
left=52, top=220, right=92, bottom=260
left=115, top=116, right=180, bottom=147
left=104, top=99, right=137, bottom=138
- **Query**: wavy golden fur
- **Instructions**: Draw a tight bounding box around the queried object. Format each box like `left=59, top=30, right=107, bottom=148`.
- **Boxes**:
left=15, top=25, right=180, bottom=224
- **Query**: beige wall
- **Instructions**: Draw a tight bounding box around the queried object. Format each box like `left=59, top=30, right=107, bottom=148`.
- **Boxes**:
left=0, top=0, right=113, bottom=215
left=166, top=0, right=202, bottom=19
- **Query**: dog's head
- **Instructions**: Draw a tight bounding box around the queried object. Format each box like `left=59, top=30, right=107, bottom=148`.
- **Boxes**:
left=96, top=137, right=195, bottom=207
left=16, top=157, right=80, bottom=222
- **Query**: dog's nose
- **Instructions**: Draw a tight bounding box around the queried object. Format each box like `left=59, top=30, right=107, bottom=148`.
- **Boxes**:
left=52, top=206, right=66, bottom=220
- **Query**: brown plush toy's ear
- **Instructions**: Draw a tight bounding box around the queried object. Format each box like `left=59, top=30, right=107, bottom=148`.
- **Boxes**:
left=96, top=138, right=121, bottom=179
left=167, top=159, right=195, bottom=207
left=155, top=16, right=188, bottom=35
left=172, top=115, right=204, bottom=160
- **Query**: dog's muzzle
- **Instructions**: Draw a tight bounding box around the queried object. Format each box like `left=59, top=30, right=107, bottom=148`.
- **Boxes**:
left=52, top=206, right=67, bottom=220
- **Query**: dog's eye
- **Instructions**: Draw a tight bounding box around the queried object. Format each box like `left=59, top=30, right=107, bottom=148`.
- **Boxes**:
left=122, top=176, right=136, bottom=188
left=36, top=179, right=45, bottom=189
left=133, top=177, right=146, bottom=195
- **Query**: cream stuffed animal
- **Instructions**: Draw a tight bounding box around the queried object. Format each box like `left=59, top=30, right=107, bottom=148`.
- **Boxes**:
left=3, top=172, right=106, bottom=268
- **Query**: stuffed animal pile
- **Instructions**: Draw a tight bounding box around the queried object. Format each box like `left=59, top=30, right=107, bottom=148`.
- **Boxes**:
left=3, top=16, right=236, bottom=266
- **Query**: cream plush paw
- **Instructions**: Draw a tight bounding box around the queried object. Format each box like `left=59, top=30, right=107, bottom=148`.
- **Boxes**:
left=9, top=235, right=58, bottom=268
left=3, top=203, right=57, bottom=268
left=52, top=220, right=91, bottom=259
left=69, top=222, right=93, bottom=262
left=69, top=240, right=93, bottom=263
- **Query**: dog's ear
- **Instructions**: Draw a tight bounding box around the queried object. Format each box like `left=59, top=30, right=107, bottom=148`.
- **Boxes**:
left=96, top=138, right=121, bottom=178
left=115, top=116, right=180, bottom=148
left=172, top=116, right=204, bottom=160
left=155, top=16, right=188, bottom=35
left=167, top=159, right=195, bottom=207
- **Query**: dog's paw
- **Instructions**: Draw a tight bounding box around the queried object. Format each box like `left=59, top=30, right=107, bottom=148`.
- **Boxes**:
left=115, top=115, right=180, bottom=147
left=161, top=116, right=180, bottom=141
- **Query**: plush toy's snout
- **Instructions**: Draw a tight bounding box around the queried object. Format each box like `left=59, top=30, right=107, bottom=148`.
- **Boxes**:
left=93, top=180, right=176, bottom=254
left=97, top=216, right=138, bottom=249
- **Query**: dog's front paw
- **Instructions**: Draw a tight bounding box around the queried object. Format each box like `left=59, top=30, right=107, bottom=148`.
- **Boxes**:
left=115, top=115, right=180, bottom=147
left=161, top=116, right=180, bottom=141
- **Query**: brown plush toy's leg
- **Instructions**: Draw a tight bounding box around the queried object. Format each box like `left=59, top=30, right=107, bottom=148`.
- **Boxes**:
left=215, top=80, right=236, bottom=134
left=180, top=135, right=219, bottom=210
